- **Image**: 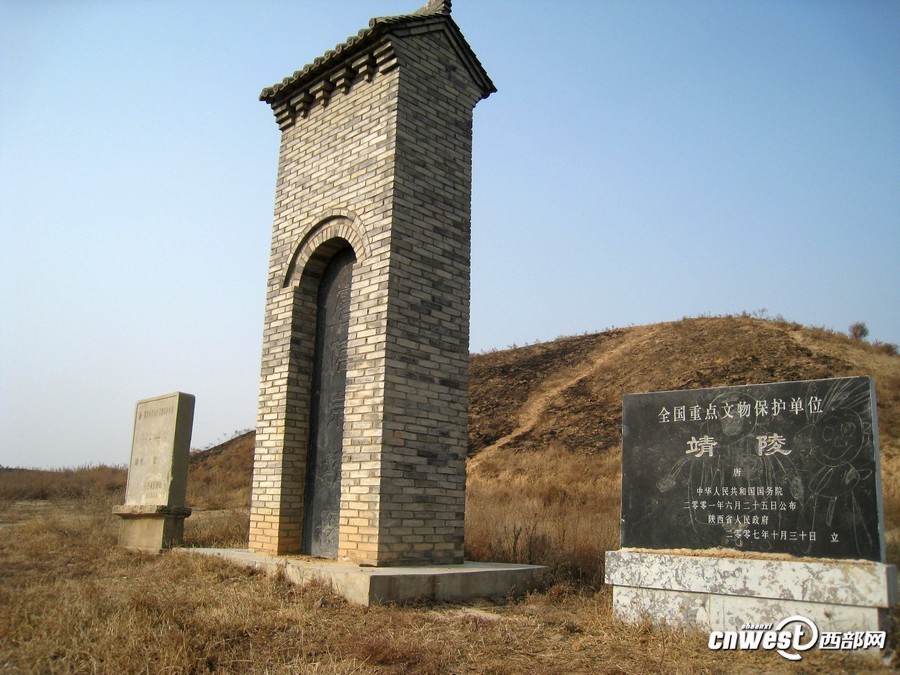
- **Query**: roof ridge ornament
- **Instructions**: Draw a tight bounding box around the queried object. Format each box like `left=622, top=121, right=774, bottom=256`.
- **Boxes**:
left=422, top=0, right=451, bottom=15
left=372, top=0, right=450, bottom=27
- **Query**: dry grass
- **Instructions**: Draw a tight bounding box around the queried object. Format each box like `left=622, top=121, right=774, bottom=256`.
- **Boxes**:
left=466, top=447, right=621, bottom=587
left=0, top=464, right=126, bottom=502
left=467, top=444, right=900, bottom=585
left=187, top=431, right=255, bottom=510
left=465, top=315, right=900, bottom=584
left=881, top=460, right=900, bottom=564
left=1, top=494, right=886, bottom=673
left=2, top=316, right=898, bottom=671
left=184, top=508, right=251, bottom=548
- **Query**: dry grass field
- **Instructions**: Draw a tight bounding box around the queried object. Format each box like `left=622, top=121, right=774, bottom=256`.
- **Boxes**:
left=1, top=494, right=887, bottom=672
left=2, top=316, right=898, bottom=672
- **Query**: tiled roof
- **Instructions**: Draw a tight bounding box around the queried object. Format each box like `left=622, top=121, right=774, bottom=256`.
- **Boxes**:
left=260, top=0, right=494, bottom=104
left=408, top=0, right=452, bottom=16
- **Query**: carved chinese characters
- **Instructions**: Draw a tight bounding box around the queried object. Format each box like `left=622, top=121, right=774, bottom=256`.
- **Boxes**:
left=124, top=392, right=194, bottom=507
left=113, top=392, right=194, bottom=552
left=621, top=377, right=884, bottom=561
left=303, top=247, right=355, bottom=557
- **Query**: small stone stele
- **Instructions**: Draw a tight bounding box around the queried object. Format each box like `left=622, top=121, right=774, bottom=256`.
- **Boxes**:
left=113, top=392, right=194, bottom=552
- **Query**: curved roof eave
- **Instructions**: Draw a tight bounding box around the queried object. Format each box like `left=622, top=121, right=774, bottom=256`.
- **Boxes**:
left=260, top=2, right=494, bottom=106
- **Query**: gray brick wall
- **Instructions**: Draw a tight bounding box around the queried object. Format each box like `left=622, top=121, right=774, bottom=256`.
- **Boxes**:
left=250, top=11, right=491, bottom=565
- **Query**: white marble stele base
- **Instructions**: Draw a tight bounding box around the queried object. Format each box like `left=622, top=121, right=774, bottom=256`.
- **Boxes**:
left=605, top=549, right=896, bottom=637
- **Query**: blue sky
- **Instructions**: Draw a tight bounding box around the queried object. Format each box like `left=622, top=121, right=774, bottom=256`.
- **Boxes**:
left=1, top=1, right=897, bottom=469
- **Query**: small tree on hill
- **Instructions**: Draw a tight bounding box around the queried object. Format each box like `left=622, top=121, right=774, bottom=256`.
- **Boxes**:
left=849, top=321, right=869, bottom=340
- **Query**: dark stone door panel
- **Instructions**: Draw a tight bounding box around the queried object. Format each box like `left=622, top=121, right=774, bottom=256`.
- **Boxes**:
left=303, top=247, right=355, bottom=557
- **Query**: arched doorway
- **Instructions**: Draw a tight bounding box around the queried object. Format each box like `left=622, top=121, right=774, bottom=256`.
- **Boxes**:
left=302, top=245, right=356, bottom=557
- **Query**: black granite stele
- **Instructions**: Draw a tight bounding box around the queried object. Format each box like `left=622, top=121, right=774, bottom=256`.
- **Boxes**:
left=621, top=376, right=884, bottom=562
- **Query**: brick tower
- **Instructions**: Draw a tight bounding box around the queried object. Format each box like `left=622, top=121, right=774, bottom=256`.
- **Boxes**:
left=249, top=0, right=494, bottom=565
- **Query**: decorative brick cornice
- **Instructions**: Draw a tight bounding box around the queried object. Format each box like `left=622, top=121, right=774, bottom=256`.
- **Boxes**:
left=261, top=1, right=493, bottom=131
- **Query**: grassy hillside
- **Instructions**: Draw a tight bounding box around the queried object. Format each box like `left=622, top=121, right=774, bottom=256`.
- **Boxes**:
left=469, top=315, right=898, bottom=459
left=184, top=315, right=900, bottom=489
left=2, top=315, right=897, bottom=672
left=7, top=315, right=897, bottom=579
left=187, top=430, right=254, bottom=508
left=467, top=316, right=900, bottom=584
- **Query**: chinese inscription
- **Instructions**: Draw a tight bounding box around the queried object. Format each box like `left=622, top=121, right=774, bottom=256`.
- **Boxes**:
left=621, top=377, right=884, bottom=562
left=304, top=247, right=355, bottom=558
left=124, top=392, right=194, bottom=507
left=659, top=396, right=824, bottom=424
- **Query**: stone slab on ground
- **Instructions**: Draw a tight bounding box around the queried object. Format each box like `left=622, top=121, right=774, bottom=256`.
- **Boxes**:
left=184, top=548, right=546, bottom=606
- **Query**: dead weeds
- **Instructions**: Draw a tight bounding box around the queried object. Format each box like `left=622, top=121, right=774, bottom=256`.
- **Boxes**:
left=2, top=316, right=898, bottom=671
left=0, top=495, right=890, bottom=673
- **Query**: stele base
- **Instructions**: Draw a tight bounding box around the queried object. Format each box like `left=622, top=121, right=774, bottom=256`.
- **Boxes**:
left=185, top=548, right=546, bottom=607
left=113, top=505, right=192, bottom=554
left=605, top=549, right=897, bottom=660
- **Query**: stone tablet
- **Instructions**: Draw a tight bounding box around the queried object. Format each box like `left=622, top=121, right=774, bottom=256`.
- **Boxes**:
left=621, top=377, right=884, bottom=562
left=124, top=392, right=195, bottom=507
left=303, top=246, right=354, bottom=557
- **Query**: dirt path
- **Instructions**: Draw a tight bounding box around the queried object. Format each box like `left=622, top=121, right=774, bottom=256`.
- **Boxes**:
left=475, top=326, right=653, bottom=460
